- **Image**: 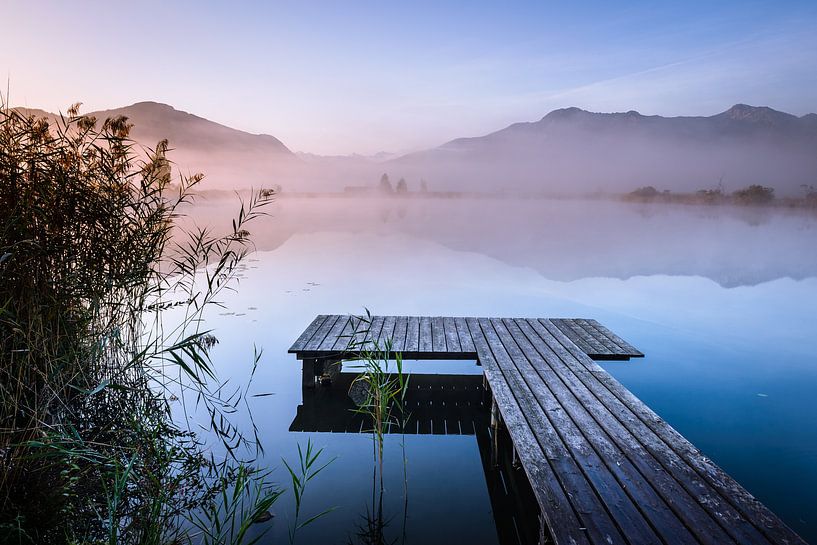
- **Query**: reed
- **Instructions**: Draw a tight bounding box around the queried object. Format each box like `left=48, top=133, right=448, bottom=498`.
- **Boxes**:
left=346, top=313, right=410, bottom=491
left=282, top=438, right=336, bottom=544
left=0, top=100, right=283, bottom=543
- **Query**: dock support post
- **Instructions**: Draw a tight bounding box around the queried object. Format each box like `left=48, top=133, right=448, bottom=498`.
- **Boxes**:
left=538, top=514, right=548, bottom=545
left=482, top=371, right=492, bottom=405
left=490, top=398, right=501, bottom=468
left=302, top=358, right=319, bottom=389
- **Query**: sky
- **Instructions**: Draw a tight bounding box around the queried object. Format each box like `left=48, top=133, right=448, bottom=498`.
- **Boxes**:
left=3, top=0, right=817, bottom=155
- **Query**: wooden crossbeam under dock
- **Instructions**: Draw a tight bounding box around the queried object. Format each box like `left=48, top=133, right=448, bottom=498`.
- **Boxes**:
left=289, top=315, right=806, bottom=545
left=289, top=315, right=644, bottom=361
left=289, top=373, right=489, bottom=435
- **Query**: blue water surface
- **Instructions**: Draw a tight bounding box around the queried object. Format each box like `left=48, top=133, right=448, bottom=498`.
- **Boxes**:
left=178, top=198, right=817, bottom=543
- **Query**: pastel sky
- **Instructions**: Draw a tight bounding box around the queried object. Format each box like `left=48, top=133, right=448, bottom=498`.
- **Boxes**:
left=3, top=0, right=817, bottom=154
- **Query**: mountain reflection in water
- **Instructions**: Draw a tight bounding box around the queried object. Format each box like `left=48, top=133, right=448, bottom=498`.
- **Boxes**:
left=179, top=197, right=816, bottom=543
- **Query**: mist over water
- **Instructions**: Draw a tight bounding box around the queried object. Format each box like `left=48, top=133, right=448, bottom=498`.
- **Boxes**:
left=192, top=196, right=817, bottom=286
left=185, top=196, right=817, bottom=543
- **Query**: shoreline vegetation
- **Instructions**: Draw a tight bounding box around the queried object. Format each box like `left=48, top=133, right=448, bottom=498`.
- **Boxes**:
left=193, top=183, right=817, bottom=212
left=191, top=170, right=817, bottom=211
left=0, top=104, right=336, bottom=544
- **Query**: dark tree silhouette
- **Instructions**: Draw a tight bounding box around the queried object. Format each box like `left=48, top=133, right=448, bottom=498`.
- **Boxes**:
left=733, top=184, right=774, bottom=205
left=379, top=173, right=393, bottom=194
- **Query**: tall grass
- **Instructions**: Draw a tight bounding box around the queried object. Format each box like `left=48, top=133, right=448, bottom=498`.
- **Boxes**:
left=346, top=313, right=409, bottom=491
left=344, top=312, right=410, bottom=545
left=0, top=100, right=282, bottom=543
left=189, top=464, right=282, bottom=545
left=282, top=438, right=336, bottom=544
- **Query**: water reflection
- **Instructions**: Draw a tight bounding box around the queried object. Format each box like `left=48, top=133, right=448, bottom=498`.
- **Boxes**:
left=291, top=368, right=541, bottom=545
left=190, top=197, right=817, bottom=287
left=187, top=197, right=817, bottom=543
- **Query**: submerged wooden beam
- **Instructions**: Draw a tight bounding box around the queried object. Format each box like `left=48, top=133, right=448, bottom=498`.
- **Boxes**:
left=289, top=315, right=805, bottom=545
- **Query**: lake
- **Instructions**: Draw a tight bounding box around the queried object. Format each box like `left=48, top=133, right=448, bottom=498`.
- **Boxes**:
left=180, top=197, right=817, bottom=544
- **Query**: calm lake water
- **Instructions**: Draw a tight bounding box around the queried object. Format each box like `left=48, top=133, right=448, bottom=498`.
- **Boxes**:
left=180, top=197, right=817, bottom=544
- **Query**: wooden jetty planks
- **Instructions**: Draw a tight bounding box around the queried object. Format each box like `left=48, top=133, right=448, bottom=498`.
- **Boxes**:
left=320, top=314, right=351, bottom=351
left=585, top=319, right=644, bottom=357
left=528, top=319, right=768, bottom=544
left=351, top=314, right=370, bottom=346
left=574, top=319, right=622, bottom=356
left=289, top=314, right=329, bottom=352
left=539, top=319, right=800, bottom=545
left=302, top=314, right=342, bottom=352
left=288, top=314, right=805, bottom=545
left=494, top=318, right=706, bottom=544
left=552, top=318, right=607, bottom=357
left=330, top=315, right=357, bottom=351
left=565, top=319, right=610, bottom=356
left=550, top=318, right=644, bottom=359
left=291, top=315, right=640, bottom=359
left=511, top=318, right=740, bottom=544
left=477, top=318, right=657, bottom=545
left=465, top=317, right=595, bottom=545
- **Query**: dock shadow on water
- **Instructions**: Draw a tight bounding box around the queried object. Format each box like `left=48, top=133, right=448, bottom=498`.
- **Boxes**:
left=290, top=314, right=542, bottom=545
left=292, top=370, right=542, bottom=545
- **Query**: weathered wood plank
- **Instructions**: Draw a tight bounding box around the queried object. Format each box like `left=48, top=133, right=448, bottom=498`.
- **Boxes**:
left=392, top=315, right=409, bottom=352
left=571, top=319, right=611, bottom=356
left=365, top=315, right=386, bottom=350
left=432, top=316, right=447, bottom=352
left=405, top=316, right=420, bottom=353
left=419, top=316, right=433, bottom=352
left=380, top=316, right=397, bottom=350
left=443, top=316, right=462, bottom=353
left=526, top=318, right=768, bottom=544
left=289, top=314, right=329, bottom=352
left=454, top=317, right=476, bottom=353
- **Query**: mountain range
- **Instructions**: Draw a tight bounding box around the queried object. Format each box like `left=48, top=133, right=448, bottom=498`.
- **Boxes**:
left=15, top=102, right=817, bottom=196
left=392, top=104, right=817, bottom=196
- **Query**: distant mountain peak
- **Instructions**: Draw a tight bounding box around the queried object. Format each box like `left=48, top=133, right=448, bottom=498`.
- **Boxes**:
left=541, top=107, right=587, bottom=121
left=541, top=107, right=645, bottom=123
left=130, top=100, right=174, bottom=108
left=719, top=104, right=795, bottom=125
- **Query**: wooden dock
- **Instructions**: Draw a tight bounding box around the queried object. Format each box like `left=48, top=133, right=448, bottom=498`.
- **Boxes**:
left=289, top=315, right=806, bottom=545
